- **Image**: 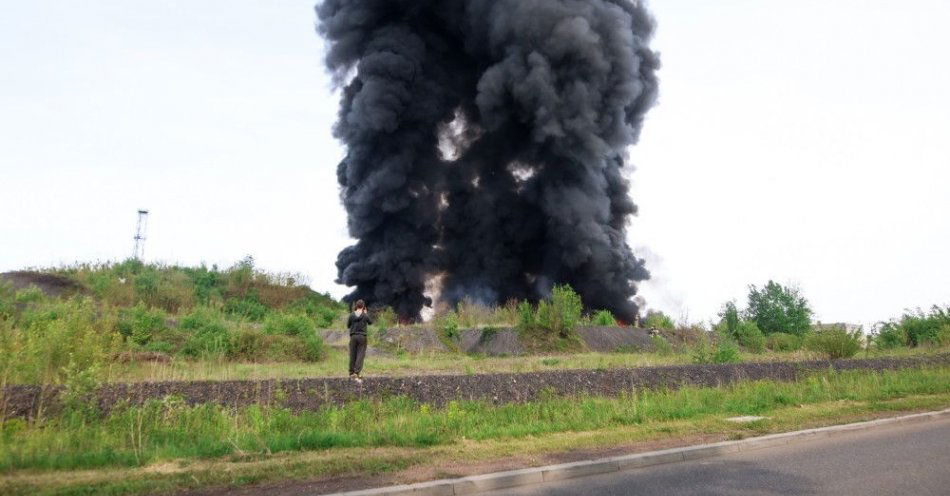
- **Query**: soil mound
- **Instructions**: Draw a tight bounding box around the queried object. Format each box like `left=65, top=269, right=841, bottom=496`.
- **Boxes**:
left=459, top=328, right=525, bottom=356
left=576, top=326, right=656, bottom=352
left=0, top=271, right=84, bottom=297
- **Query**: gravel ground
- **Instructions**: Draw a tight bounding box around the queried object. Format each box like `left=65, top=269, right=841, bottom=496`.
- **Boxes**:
left=3, top=354, right=947, bottom=419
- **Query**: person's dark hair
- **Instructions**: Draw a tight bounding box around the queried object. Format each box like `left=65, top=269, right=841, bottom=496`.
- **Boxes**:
left=354, top=299, right=366, bottom=311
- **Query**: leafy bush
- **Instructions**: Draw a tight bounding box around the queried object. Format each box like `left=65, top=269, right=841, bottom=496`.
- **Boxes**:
left=439, top=311, right=460, bottom=340
left=116, top=304, right=167, bottom=346
left=0, top=282, right=15, bottom=319
left=288, top=294, right=341, bottom=328
left=643, top=311, right=675, bottom=330
left=133, top=271, right=160, bottom=302
left=805, top=327, right=862, bottom=359
left=300, top=333, right=326, bottom=362
left=515, top=301, right=536, bottom=333
left=227, top=323, right=327, bottom=363
left=372, top=306, right=397, bottom=331
left=734, top=320, right=765, bottom=353
left=938, top=325, right=950, bottom=348
left=746, top=281, right=812, bottom=336
left=14, top=286, right=44, bottom=304
left=591, top=310, right=617, bottom=326
left=186, top=265, right=222, bottom=305
left=536, top=285, right=583, bottom=338
left=180, top=307, right=232, bottom=358
left=765, top=332, right=803, bottom=352
left=718, top=301, right=741, bottom=335
left=690, top=334, right=714, bottom=364
left=0, top=298, right=121, bottom=384
left=879, top=306, right=950, bottom=347
left=650, top=334, right=673, bottom=355
left=691, top=334, right=741, bottom=364
left=713, top=339, right=742, bottom=364
left=874, top=324, right=908, bottom=349
left=224, top=294, right=268, bottom=321
left=230, top=328, right=267, bottom=361
left=262, top=313, right=313, bottom=337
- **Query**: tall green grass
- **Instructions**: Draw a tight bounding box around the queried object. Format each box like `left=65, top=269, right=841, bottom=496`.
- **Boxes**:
left=2, top=366, right=947, bottom=473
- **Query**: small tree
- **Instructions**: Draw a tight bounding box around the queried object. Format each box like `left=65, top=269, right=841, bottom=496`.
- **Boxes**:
left=719, top=300, right=741, bottom=336
left=643, top=311, right=675, bottom=330
left=591, top=310, right=617, bottom=326
left=536, top=285, right=583, bottom=338
left=746, top=281, right=812, bottom=336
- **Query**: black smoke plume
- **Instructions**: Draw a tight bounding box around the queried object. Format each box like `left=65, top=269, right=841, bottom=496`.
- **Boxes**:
left=317, top=0, right=659, bottom=322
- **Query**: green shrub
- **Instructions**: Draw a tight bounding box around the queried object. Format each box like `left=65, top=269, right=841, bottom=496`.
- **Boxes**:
left=650, top=334, right=673, bottom=355
left=536, top=285, right=583, bottom=338
left=690, top=334, right=714, bottom=364
left=515, top=301, right=536, bottom=333
left=874, top=324, right=908, bottom=349
left=180, top=307, right=232, bottom=358
left=313, top=306, right=338, bottom=328
left=718, top=301, right=741, bottom=335
left=133, top=271, right=160, bottom=302
left=0, top=298, right=121, bottom=384
left=372, top=306, right=397, bottom=331
left=224, top=294, right=268, bottom=321
left=691, top=334, right=740, bottom=364
left=0, top=282, right=15, bottom=319
left=937, top=325, right=950, bottom=348
left=765, top=332, right=803, bottom=352
left=438, top=311, right=460, bottom=340
left=713, top=339, right=742, bottom=363
left=228, top=329, right=323, bottom=362
left=746, top=281, right=812, bottom=336
left=229, top=328, right=267, bottom=361
left=805, top=327, right=862, bottom=359
left=301, top=333, right=326, bottom=362
left=144, top=340, right=176, bottom=354
left=187, top=265, right=222, bottom=305
left=643, top=311, right=675, bottom=330
left=734, top=320, right=765, bottom=353
left=116, top=304, right=167, bottom=346
left=881, top=306, right=950, bottom=347
left=262, top=313, right=313, bottom=337
left=14, top=286, right=44, bottom=304
left=289, top=296, right=340, bottom=328
left=591, top=310, right=617, bottom=326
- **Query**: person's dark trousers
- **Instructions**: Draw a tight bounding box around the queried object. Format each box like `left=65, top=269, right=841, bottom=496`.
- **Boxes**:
left=348, top=335, right=367, bottom=375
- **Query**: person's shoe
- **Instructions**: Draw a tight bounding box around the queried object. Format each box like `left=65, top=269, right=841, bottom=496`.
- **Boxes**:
left=354, top=374, right=363, bottom=384
left=349, top=373, right=358, bottom=380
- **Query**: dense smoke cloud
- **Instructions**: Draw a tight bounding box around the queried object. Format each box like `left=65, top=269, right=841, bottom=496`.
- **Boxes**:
left=317, top=0, right=659, bottom=321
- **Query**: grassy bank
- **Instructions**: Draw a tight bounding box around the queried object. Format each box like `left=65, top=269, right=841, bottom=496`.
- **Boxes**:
left=1, top=366, right=948, bottom=495
left=107, top=346, right=942, bottom=382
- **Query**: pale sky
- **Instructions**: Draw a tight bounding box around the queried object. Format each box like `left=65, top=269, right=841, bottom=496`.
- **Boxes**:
left=1, top=1, right=948, bottom=328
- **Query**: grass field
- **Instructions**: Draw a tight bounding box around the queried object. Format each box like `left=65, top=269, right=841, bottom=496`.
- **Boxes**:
left=106, top=346, right=941, bottom=382
left=2, top=366, right=948, bottom=495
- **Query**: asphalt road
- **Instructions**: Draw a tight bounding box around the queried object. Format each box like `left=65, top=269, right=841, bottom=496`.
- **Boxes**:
left=482, top=417, right=950, bottom=496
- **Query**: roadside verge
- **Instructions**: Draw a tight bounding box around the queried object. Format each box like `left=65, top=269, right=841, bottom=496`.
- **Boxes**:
left=331, top=408, right=950, bottom=496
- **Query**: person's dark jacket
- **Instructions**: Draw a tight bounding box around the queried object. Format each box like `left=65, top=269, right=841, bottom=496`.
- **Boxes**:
left=347, top=311, right=372, bottom=336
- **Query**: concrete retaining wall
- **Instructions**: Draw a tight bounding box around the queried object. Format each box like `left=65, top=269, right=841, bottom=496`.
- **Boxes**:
left=3, top=354, right=947, bottom=419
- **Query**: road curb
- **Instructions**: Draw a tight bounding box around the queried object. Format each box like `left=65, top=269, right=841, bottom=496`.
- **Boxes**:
left=327, top=408, right=950, bottom=495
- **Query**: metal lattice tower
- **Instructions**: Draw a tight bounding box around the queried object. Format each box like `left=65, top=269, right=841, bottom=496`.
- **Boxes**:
left=132, top=209, right=149, bottom=260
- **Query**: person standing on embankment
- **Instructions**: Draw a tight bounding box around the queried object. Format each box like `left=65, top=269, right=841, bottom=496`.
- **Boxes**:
left=347, top=299, right=371, bottom=382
